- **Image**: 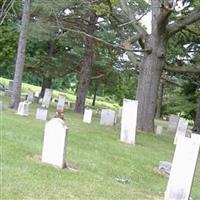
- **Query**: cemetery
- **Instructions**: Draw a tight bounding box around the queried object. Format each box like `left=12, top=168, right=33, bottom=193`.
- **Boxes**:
left=1, top=0, right=200, bottom=199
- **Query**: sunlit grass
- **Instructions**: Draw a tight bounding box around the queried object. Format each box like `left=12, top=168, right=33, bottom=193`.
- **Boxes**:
left=1, top=95, right=200, bottom=199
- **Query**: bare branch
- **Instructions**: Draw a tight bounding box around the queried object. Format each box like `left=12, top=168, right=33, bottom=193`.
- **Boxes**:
left=167, top=9, right=200, bottom=37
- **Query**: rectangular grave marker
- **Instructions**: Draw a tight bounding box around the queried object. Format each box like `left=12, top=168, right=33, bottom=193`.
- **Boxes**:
left=27, top=91, right=34, bottom=102
left=42, top=118, right=68, bottom=168
left=42, top=88, right=52, bottom=108
left=35, top=108, right=48, bottom=120
left=120, top=99, right=138, bottom=144
left=165, top=135, right=200, bottom=200
left=100, top=109, right=116, bottom=126
left=168, top=114, right=179, bottom=133
left=174, top=117, right=188, bottom=144
left=16, top=101, right=30, bottom=116
left=57, top=95, right=66, bottom=111
left=83, top=109, right=93, bottom=123
left=156, top=125, right=163, bottom=135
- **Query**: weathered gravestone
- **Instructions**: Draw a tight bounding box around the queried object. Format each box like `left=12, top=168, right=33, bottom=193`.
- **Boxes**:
left=164, top=134, right=200, bottom=200
left=168, top=114, right=179, bottom=133
left=174, top=117, right=188, bottom=144
left=26, top=91, right=34, bottom=102
left=156, top=125, right=163, bottom=135
left=57, top=95, right=66, bottom=112
left=16, top=101, right=30, bottom=116
left=42, top=88, right=52, bottom=108
left=100, top=109, right=116, bottom=126
left=42, top=118, right=68, bottom=168
left=0, top=101, right=3, bottom=111
left=83, top=109, right=93, bottom=123
left=120, top=99, right=138, bottom=144
left=35, top=108, right=48, bottom=120
left=6, top=80, right=13, bottom=96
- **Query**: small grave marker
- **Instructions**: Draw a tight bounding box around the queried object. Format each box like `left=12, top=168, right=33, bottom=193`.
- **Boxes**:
left=35, top=108, right=48, bottom=120
left=100, top=109, right=116, bottom=126
left=42, top=118, right=68, bottom=168
left=16, top=101, right=30, bottom=116
left=83, top=109, right=93, bottom=123
left=156, top=125, right=163, bottom=135
left=120, top=99, right=138, bottom=144
left=164, top=134, right=200, bottom=200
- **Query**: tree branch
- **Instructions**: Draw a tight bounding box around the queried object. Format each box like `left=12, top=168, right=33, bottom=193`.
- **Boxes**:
left=165, top=65, right=200, bottom=74
left=119, top=0, right=148, bottom=39
left=167, top=9, right=200, bottom=37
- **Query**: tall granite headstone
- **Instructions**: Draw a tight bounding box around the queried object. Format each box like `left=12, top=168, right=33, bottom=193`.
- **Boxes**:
left=57, top=95, right=66, bottom=111
left=120, top=99, right=138, bottom=144
left=42, top=118, right=68, bottom=168
left=168, top=115, right=179, bottom=133
left=165, top=134, right=200, bottom=200
left=42, top=88, right=52, bottom=108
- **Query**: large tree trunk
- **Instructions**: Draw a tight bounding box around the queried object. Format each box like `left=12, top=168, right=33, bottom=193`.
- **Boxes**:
left=136, top=1, right=168, bottom=132
left=192, top=101, right=200, bottom=134
left=74, top=12, right=97, bottom=113
left=155, top=81, right=164, bottom=118
left=9, top=0, right=31, bottom=109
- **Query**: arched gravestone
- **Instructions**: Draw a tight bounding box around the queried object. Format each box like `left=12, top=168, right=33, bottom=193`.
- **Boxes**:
left=120, top=99, right=138, bottom=145
left=57, top=95, right=66, bottom=112
left=164, top=134, right=200, bottom=200
left=42, top=118, right=68, bottom=168
left=173, top=117, right=188, bottom=144
left=100, top=109, right=116, bottom=126
left=83, top=109, right=93, bottom=123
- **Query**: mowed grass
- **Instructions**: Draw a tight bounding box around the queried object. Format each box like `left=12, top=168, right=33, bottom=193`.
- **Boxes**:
left=1, top=97, right=200, bottom=200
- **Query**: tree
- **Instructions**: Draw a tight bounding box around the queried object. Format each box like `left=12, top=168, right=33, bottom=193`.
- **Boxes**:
left=9, top=0, right=31, bottom=109
left=114, top=0, right=200, bottom=132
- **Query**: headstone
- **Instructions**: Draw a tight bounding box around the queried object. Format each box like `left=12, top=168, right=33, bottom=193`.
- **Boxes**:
left=174, top=117, right=188, bottom=144
left=57, top=95, right=66, bottom=112
left=33, top=91, right=40, bottom=103
left=42, top=88, right=52, bottom=108
left=69, top=102, right=75, bottom=110
left=42, top=118, right=68, bottom=168
left=156, top=125, right=163, bottom=135
left=35, top=108, right=48, bottom=120
left=27, top=91, right=34, bottom=102
left=100, top=109, right=116, bottom=126
left=0, top=101, right=3, bottom=111
left=16, top=101, right=30, bottom=116
left=83, top=109, right=93, bottom=123
left=164, top=135, right=200, bottom=200
left=6, top=80, right=13, bottom=96
left=168, top=114, right=179, bottom=133
left=120, top=99, right=138, bottom=144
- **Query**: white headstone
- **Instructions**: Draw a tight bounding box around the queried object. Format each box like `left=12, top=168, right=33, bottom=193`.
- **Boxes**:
left=35, top=108, right=48, bottom=120
left=100, top=109, right=116, bottom=126
left=83, top=109, right=93, bottom=123
left=156, top=125, right=163, bottom=135
left=42, top=88, right=52, bottom=108
left=0, top=101, right=3, bottom=111
left=174, top=118, right=188, bottom=144
left=57, top=95, right=66, bottom=111
left=16, top=102, right=30, bottom=116
left=168, top=115, right=179, bottom=133
left=120, top=99, right=138, bottom=144
left=164, top=135, right=200, bottom=200
left=42, top=118, right=68, bottom=168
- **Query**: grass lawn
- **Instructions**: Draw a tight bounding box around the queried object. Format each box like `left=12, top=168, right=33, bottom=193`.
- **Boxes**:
left=1, top=95, right=200, bottom=200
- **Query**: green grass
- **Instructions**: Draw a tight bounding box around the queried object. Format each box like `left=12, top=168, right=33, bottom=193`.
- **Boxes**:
left=1, top=95, right=200, bottom=199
